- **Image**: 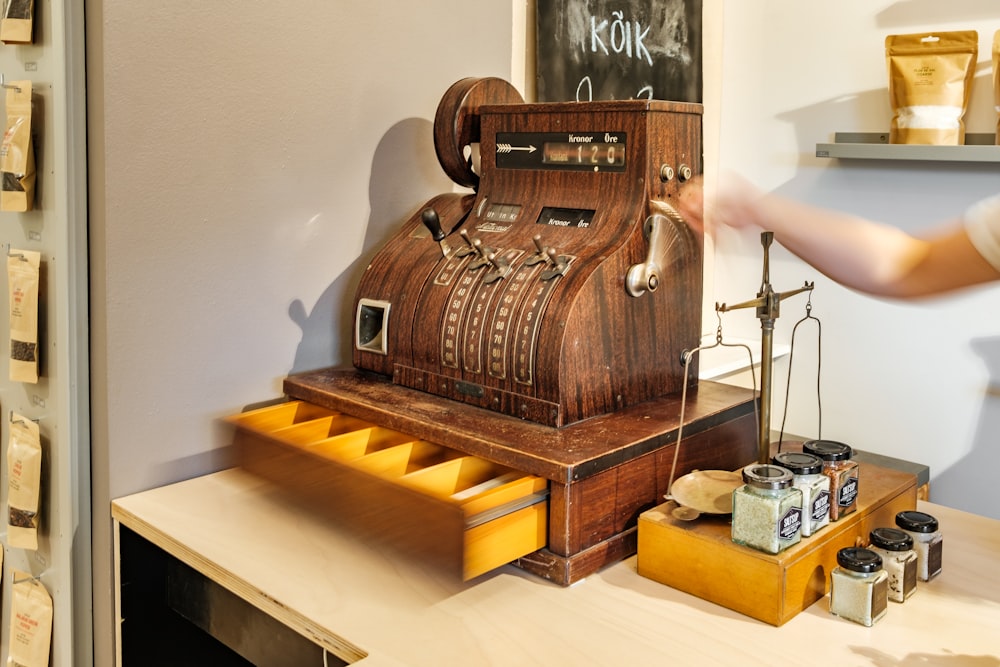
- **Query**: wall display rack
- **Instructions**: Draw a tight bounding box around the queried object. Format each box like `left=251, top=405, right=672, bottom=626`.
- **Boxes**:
left=0, top=1, right=90, bottom=666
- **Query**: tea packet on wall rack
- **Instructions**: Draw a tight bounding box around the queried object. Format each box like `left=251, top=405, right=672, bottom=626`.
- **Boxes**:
left=8, top=248, right=40, bottom=383
left=7, top=571, right=53, bottom=667
left=885, top=31, right=978, bottom=145
left=7, top=412, right=42, bottom=551
left=0, top=0, right=34, bottom=44
left=1, top=79, right=35, bottom=212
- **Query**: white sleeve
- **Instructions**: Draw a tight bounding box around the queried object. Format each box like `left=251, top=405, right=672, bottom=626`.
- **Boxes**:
left=963, top=194, right=1000, bottom=272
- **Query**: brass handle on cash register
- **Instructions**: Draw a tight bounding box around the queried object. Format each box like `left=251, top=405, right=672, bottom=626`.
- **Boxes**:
left=625, top=213, right=668, bottom=296
left=625, top=203, right=691, bottom=297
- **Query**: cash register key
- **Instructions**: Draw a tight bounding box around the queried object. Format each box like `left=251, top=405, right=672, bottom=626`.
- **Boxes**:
left=463, top=237, right=494, bottom=270
left=482, top=252, right=512, bottom=284
left=455, top=229, right=477, bottom=257
left=420, top=207, right=451, bottom=258
left=539, top=248, right=570, bottom=280
left=545, top=247, right=559, bottom=267
left=524, top=235, right=549, bottom=266
left=472, top=237, right=494, bottom=258
left=420, top=207, right=445, bottom=242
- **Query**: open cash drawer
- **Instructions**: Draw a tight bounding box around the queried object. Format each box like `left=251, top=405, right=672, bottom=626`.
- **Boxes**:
left=226, top=400, right=548, bottom=580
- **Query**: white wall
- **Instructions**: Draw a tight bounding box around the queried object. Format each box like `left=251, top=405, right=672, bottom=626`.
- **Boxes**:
left=707, top=1, right=1000, bottom=520
left=86, top=2, right=514, bottom=664
left=85, top=1, right=999, bottom=662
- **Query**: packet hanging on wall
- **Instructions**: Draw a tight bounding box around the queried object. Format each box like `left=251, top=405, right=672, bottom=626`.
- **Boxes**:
left=1, top=79, right=35, bottom=212
left=885, top=31, right=978, bottom=145
left=7, top=571, right=53, bottom=667
left=7, top=412, right=42, bottom=551
left=994, top=31, right=999, bottom=145
left=0, top=0, right=34, bottom=44
left=8, top=249, right=40, bottom=383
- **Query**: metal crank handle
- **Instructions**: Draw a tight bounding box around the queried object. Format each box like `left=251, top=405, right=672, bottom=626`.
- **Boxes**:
left=626, top=213, right=668, bottom=297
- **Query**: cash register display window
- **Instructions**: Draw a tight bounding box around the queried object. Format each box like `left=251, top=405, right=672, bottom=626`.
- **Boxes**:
left=542, top=142, right=624, bottom=168
left=536, top=207, right=595, bottom=228
left=495, top=132, right=626, bottom=172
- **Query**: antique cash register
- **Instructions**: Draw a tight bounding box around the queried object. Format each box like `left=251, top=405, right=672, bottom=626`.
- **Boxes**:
left=227, top=78, right=758, bottom=584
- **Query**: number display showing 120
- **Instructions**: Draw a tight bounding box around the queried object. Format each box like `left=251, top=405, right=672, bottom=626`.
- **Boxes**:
left=542, top=142, right=625, bottom=167
left=494, top=132, right=627, bottom=172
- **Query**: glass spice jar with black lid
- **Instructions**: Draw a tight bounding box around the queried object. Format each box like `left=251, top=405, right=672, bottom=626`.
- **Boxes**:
left=802, top=439, right=859, bottom=521
left=731, top=463, right=803, bottom=554
left=829, top=547, right=889, bottom=626
left=868, top=527, right=918, bottom=602
left=773, top=451, right=830, bottom=537
left=895, top=510, right=943, bottom=581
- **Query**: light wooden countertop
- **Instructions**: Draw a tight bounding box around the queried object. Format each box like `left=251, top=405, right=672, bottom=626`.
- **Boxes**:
left=112, top=467, right=1000, bottom=666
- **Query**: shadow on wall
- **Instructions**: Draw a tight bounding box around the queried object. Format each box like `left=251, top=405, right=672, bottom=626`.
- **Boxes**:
left=930, top=335, right=1000, bottom=520
left=876, top=0, right=1000, bottom=27
left=286, top=117, right=455, bottom=375
left=778, top=88, right=893, bottom=152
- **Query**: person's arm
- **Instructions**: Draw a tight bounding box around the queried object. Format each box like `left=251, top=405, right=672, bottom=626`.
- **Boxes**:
left=677, top=175, right=1000, bottom=298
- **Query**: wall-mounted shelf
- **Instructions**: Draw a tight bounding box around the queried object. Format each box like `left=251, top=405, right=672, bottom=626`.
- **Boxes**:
left=816, top=132, right=1000, bottom=163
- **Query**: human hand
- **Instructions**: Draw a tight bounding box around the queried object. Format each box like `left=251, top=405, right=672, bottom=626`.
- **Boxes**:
left=677, top=172, right=765, bottom=236
left=676, top=176, right=709, bottom=234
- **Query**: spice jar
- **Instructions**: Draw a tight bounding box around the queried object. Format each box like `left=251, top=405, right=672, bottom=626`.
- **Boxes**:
left=868, top=527, right=918, bottom=602
left=773, top=451, right=830, bottom=537
left=895, top=510, right=943, bottom=581
left=802, top=439, right=859, bottom=521
left=830, top=547, right=889, bottom=626
left=731, top=463, right=803, bottom=554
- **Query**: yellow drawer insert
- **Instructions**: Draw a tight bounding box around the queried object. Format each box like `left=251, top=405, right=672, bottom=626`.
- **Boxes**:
left=227, top=400, right=548, bottom=580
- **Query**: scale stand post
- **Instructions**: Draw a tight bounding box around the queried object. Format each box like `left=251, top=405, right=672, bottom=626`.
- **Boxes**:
left=716, top=232, right=814, bottom=464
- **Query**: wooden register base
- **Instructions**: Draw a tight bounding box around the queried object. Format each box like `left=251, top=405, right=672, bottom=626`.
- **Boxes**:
left=636, top=456, right=918, bottom=626
left=282, top=368, right=759, bottom=586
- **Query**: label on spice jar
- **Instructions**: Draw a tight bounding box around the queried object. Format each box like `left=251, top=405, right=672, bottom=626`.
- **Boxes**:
left=838, top=477, right=858, bottom=507
left=779, top=507, right=802, bottom=540
left=812, top=490, right=831, bottom=521
left=902, top=556, right=918, bottom=598
left=872, top=576, right=889, bottom=620
left=926, top=539, right=943, bottom=579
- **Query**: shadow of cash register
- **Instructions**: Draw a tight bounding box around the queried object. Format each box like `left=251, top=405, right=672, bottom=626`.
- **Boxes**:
left=228, top=77, right=758, bottom=585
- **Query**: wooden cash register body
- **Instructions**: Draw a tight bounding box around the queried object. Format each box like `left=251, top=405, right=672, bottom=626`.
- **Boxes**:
left=230, top=79, right=759, bottom=584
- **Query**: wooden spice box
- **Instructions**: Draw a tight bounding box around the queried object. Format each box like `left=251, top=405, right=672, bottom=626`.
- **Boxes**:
left=227, top=400, right=549, bottom=580
left=636, top=461, right=918, bottom=625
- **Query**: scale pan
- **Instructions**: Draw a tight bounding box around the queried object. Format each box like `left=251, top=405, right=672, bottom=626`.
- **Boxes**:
left=669, top=469, right=742, bottom=515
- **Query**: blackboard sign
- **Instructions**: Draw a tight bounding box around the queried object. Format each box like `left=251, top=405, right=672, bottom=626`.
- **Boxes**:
left=536, top=0, right=702, bottom=103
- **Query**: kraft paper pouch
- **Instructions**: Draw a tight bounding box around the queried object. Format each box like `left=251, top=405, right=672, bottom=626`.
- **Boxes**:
left=886, top=31, right=977, bottom=145
left=7, top=413, right=41, bottom=551
left=1, top=79, right=35, bottom=212
left=7, top=571, right=52, bottom=667
left=8, top=249, right=40, bottom=383
left=0, top=0, right=34, bottom=44
left=994, top=31, right=999, bottom=145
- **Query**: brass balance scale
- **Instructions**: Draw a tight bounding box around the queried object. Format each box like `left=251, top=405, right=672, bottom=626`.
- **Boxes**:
left=638, top=232, right=920, bottom=626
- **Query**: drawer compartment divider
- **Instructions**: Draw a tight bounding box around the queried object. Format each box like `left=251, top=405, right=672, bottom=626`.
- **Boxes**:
left=226, top=400, right=549, bottom=580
